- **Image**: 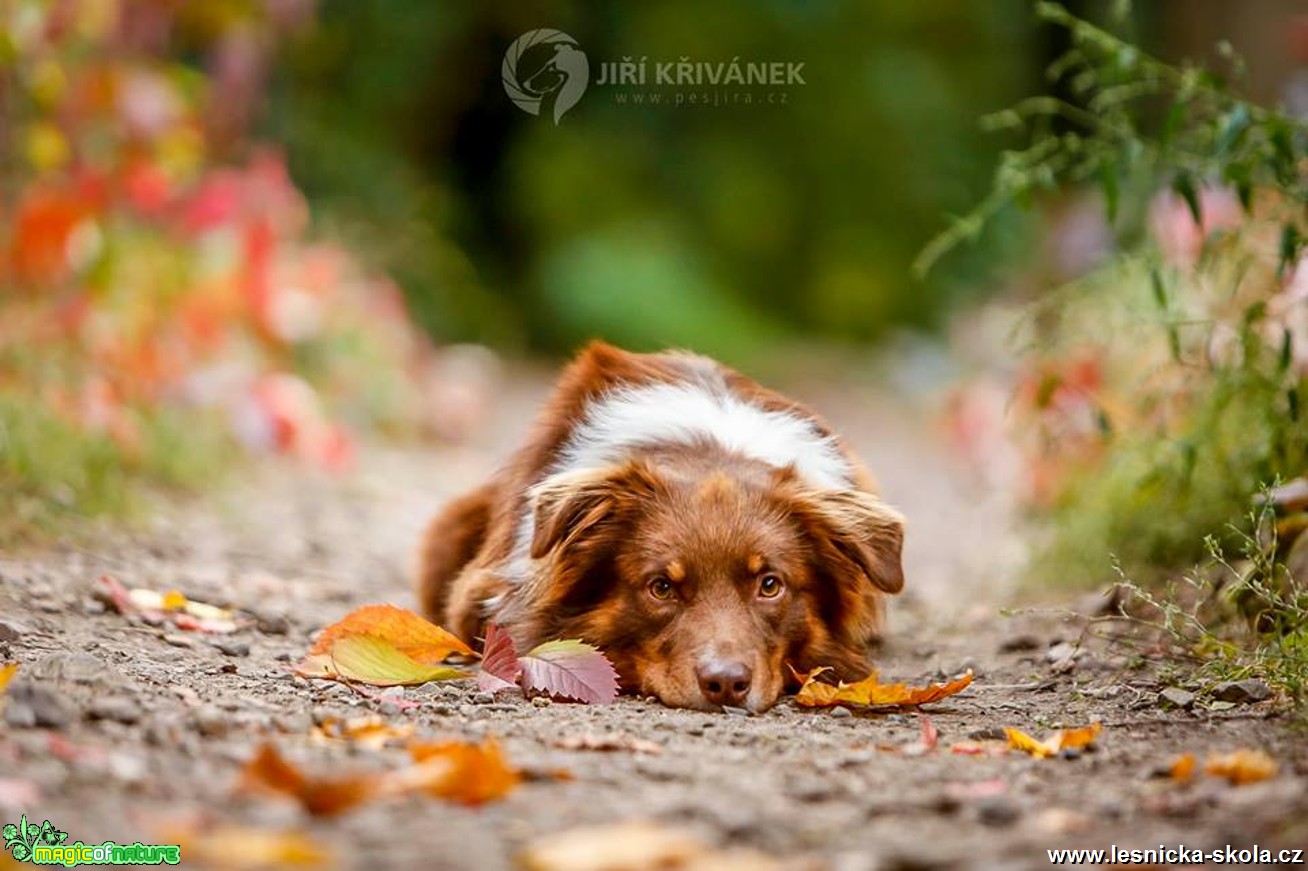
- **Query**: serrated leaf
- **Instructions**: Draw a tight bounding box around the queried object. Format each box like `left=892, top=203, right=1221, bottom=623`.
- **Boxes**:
left=478, top=623, right=521, bottom=693
left=519, top=639, right=619, bottom=704
left=791, top=666, right=974, bottom=709
left=328, top=635, right=470, bottom=687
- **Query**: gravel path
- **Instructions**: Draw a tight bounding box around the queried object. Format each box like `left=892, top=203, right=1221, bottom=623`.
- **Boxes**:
left=1, top=364, right=1304, bottom=870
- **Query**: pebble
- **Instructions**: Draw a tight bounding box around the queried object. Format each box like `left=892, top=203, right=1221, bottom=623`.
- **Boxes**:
left=190, top=705, right=229, bottom=737
left=531, top=696, right=551, bottom=707
left=1159, top=687, right=1196, bottom=709
left=275, top=712, right=313, bottom=733
left=163, top=633, right=195, bottom=649
left=1211, top=679, right=1272, bottom=704
left=1045, top=641, right=1076, bottom=664
left=0, top=619, right=30, bottom=642
left=255, top=610, right=291, bottom=635
left=974, top=797, right=1022, bottom=827
left=968, top=726, right=1007, bottom=740
left=214, top=639, right=251, bottom=657
left=4, top=684, right=75, bottom=728
left=86, top=696, right=142, bottom=725
left=829, top=706, right=853, bottom=719
left=28, top=652, right=113, bottom=685
left=998, top=633, right=1041, bottom=653
left=472, top=691, right=495, bottom=705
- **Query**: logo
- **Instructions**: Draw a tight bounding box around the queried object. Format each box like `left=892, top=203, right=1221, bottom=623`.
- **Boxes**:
left=3, top=816, right=180, bottom=866
left=501, top=29, right=589, bottom=124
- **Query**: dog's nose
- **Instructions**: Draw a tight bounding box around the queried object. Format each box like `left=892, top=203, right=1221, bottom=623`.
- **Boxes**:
left=696, top=660, right=752, bottom=707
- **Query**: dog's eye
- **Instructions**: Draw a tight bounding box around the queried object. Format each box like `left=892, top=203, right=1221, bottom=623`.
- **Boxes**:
left=758, top=574, right=785, bottom=599
left=648, top=577, right=676, bottom=600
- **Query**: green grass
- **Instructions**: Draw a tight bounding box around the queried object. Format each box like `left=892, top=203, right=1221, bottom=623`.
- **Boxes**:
left=0, top=393, right=234, bottom=545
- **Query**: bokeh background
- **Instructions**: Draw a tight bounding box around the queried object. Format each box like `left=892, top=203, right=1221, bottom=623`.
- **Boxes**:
left=5, top=0, right=1308, bottom=597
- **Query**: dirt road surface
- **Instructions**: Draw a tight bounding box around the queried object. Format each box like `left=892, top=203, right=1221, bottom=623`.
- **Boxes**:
left=2, top=363, right=1304, bottom=870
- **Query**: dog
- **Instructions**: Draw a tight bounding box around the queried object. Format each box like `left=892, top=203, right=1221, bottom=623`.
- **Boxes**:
left=417, top=341, right=905, bottom=712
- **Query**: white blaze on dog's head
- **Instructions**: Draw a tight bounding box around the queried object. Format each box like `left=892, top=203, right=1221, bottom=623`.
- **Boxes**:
left=555, top=381, right=854, bottom=491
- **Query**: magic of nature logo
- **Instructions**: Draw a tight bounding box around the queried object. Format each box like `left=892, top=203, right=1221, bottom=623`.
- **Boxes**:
left=3, top=815, right=181, bottom=866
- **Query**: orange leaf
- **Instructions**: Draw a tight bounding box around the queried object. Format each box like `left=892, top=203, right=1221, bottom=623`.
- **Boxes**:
left=1169, top=753, right=1196, bottom=781
left=402, top=738, right=520, bottom=806
left=295, top=604, right=472, bottom=680
left=239, top=744, right=377, bottom=817
left=1205, top=749, right=1278, bottom=785
left=160, top=824, right=332, bottom=869
left=1004, top=727, right=1059, bottom=759
left=792, top=665, right=973, bottom=709
left=0, top=663, right=17, bottom=696
left=310, top=715, right=414, bottom=750
left=1005, top=723, right=1102, bottom=758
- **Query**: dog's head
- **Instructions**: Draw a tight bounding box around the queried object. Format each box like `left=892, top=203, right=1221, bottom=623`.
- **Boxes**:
left=521, top=457, right=904, bottom=712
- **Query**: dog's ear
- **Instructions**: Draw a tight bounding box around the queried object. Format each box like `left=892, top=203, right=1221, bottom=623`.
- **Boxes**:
left=529, top=461, right=666, bottom=559
left=791, top=486, right=905, bottom=594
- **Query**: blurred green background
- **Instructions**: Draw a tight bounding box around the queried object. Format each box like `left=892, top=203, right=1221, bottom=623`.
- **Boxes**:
left=266, top=2, right=1038, bottom=361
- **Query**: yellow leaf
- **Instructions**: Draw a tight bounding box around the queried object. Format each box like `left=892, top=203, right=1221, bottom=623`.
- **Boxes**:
left=1205, top=748, right=1278, bottom=785
left=792, top=665, right=973, bottom=709
left=1004, top=727, right=1059, bottom=758
left=0, top=663, right=17, bottom=695
left=161, top=824, right=333, bottom=869
left=161, top=589, right=188, bottom=612
left=295, top=605, right=473, bottom=682
left=310, top=716, right=414, bottom=750
left=326, top=635, right=469, bottom=687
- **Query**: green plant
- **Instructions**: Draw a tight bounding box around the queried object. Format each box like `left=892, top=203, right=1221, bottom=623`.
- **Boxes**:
left=1113, top=502, right=1308, bottom=703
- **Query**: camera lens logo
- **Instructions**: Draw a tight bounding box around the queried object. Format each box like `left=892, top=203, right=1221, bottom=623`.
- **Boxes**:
left=501, top=29, right=589, bottom=125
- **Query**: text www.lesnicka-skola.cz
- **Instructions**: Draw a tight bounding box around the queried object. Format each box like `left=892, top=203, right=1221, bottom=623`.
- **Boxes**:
left=1047, top=845, right=1305, bottom=865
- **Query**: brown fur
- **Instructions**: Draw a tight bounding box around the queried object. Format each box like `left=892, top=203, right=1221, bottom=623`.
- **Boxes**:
left=416, top=341, right=905, bottom=711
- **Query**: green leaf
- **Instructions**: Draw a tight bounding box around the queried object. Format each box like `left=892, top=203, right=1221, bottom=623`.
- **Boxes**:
left=1150, top=268, right=1168, bottom=310
left=1172, top=172, right=1202, bottom=227
left=1278, top=223, right=1301, bottom=277
left=1215, top=104, right=1251, bottom=156
left=328, top=635, right=471, bottom=686
left=1099, top=162, right=1119, bottom=225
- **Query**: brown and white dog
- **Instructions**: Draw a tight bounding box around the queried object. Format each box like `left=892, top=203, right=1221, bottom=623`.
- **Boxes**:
left=417, top=341, right=905, bottom=712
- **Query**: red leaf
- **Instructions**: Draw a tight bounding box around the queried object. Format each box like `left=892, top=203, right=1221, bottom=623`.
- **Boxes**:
left=478, top=623, right=521, bottom=693
left=518, top=640, right=619, bottom=705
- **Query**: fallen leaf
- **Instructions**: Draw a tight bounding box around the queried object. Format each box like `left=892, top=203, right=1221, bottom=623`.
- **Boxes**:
left=295, top=604, right=473, bottom=683
left=401, top=738, right=520, bottom=805
left=325, top=635, right=469, bottom=687
left=518, top=821, right=815, bottom=871
left=1169, top=753, right=1196, bottom=781
left=554, top=732, right=663, bottom=755
left=1205, top=748, right=1278, bottom=785
left=791, top=666, right=973, bottom=709
left=479, top=622, right=521, bottom=693
left=1004, top=723, right=1102, bottom=758
left=161, top=824, right=332, bottom=869
left=310, top=716, right=414, bottom=750
left=519, top=639, right=620, bottom=704
left=93, top=574, right=239, bottom=633
left=0, top=663, right=17, bottom=696
left=239, top=744, right=377, bottom=817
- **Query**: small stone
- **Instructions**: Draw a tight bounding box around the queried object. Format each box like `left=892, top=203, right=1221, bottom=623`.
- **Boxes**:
left=86, top=696, right=141, bottom=725
left=968, top=726, right=1007, bottom=741
left=191, top=705, right=229, bottom=737
left=163, top=633, right=194, bottom=649
left=5, top=684, right=74, bottom=728
left=829, top=706, right=853, bottom=719
left=975, top=797, right=1022, bottom=827
left=1059, top=747, right=1083, bottom=760
left=219, top=663, right=237, bottom=674
left=1211, top=679, right=1272, bottom=704
left=213, top=639, right=250, bottom=658
left=722, top=705, right=751, bottom=717
left=275, top=712, right=313, bottom=733
left=999, top=634, right=1041, bottom=653
left=472, top=691, right=495, bottom=705
left=531, top=696, right=551, bottom=707
left=0, top=619, right=30, bottom=643
left=275, top=651, right=294, bottom=662
left=255, top=611, right=291, bottom=635
left=1159, top=687, right=1196, bottom=710
left=1045, top=641, right=1075, bottom=664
